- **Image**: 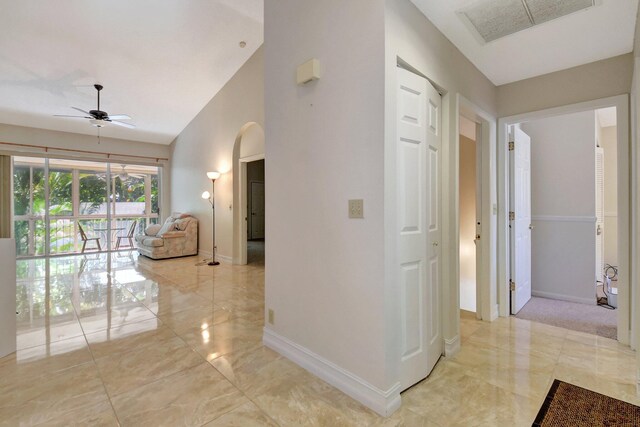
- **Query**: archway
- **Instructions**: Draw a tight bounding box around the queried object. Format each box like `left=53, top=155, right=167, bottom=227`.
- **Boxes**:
left=232, top=122, right=265, bottom=265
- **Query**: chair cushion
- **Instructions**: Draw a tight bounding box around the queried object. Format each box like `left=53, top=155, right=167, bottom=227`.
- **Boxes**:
left=145, top=224, right=162, bottom=236
left=157, top=220, right=176, bottom=237
left=174, top=218, right=191, bottom=231
left=161, top=231, right=186, bottom=239
left=140, top=237, right=164, bottom=247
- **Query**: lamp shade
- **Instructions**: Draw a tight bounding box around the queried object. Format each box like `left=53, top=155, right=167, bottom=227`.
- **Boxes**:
left=207, top=171, right=221, bottom=180
left=201, top=191, right=211, bottom=200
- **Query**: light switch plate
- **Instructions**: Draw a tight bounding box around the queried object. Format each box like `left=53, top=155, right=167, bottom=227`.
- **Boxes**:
left=349, top=199, right=364, bottom=219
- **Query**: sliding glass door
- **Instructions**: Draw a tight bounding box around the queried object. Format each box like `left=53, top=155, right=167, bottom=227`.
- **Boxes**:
left=48, top=164, right=74, bottom=254
left=13, top=157, right=161, bottom=257
left=13, top=158, right=46, bottom=257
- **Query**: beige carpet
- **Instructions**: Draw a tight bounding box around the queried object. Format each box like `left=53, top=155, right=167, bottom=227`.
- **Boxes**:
left=516, top=297, right=617, bottom=339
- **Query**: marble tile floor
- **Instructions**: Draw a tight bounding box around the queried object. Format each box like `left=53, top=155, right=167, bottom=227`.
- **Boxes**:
left=2, top=252, right=638, bottom=426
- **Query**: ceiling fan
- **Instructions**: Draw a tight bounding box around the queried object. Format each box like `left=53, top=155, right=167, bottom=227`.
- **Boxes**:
left=117, top=164, right=145, bottom=180
left=55, top=84, right=135, bottom=129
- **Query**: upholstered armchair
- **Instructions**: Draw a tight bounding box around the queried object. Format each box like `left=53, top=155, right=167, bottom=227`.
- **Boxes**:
left=135, top=213, right=198, bottom=259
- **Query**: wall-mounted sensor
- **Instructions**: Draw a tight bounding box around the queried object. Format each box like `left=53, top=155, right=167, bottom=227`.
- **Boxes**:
left=297, top=59, right=320, bottom=85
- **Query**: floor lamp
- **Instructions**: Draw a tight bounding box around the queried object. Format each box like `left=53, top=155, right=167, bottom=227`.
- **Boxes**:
left=201, top=171, right=221, bottom=266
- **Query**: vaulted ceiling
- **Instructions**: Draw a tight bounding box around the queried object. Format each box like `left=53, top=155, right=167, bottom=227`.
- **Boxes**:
left=410, top=0, right=638, bottom=85
left=1, top=0, right=636, bottom=145
left=0, top=1, right=263, bottom=145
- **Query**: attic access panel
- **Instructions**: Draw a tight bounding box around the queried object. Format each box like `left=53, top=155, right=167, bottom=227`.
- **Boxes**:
left=458, top=0, right=598, bottom=44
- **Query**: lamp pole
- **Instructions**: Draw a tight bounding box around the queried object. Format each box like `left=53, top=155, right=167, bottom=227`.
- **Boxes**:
left=206, top=171, right=221, bottom=266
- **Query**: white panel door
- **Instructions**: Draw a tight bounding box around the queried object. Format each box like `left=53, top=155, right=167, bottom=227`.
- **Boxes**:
left=595, top=147, right=604, bottom=281
left=250, top=182, right=265, bottom=239
left=397, top=67, right=442, bottom=390
left=510, top=127, right=532, bottom=314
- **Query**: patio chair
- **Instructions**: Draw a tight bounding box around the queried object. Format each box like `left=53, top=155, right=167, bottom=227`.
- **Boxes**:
left=116, top=222, right=136, bottom=249
left=78, top=223, right=101, bottom=253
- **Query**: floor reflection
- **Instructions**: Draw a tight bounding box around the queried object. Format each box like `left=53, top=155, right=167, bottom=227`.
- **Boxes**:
left=16, top=252, right=143, bottom=351
left=5, top=251, right=639, bottom=426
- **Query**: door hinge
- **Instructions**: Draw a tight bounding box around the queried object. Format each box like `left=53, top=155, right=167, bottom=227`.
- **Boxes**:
left=508, top=141, right=514, bottom=151
left=509, top=211, right=515, bottom=221
left=510, top=280, right=516, bottom=291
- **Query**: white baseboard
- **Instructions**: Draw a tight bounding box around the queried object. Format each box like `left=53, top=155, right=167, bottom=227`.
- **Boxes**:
left=531, top=290, right=595, bottom=306
left=262, top=328, right=401, bottom=417
left=216, top=254, right=232, bottom=264
left=490, top=304, right=499, bottom=321
left=198, top=250, right=231, bottom=264
left=444, top=335, right=460, bottom=357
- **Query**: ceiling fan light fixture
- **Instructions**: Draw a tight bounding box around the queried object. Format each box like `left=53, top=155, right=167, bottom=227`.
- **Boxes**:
left=54, top=84, right=136, bottom=129
left=90, top=119, right=108, bottom=128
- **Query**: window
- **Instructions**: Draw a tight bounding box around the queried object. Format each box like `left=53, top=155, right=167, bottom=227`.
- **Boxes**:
left=12, top=157, right=161, bottom=257
left=48, top=168, right=73, bottom=216
left=13, top=158, right=46, bottom=256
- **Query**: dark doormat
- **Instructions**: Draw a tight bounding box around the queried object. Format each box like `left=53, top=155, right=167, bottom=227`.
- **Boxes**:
left=533, top=379, right=640, bottom=426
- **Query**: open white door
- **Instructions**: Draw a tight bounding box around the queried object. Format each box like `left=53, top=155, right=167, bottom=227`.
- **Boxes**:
left=595, top=147, right=604, bottom=282
left=509, top=126, right=532, bottom=314
left=397, top=67, right=442, bottom=390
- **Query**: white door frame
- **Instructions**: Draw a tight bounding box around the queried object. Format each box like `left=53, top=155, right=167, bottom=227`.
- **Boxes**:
left=497, top=94, right=633, bottom=346
left=457, top=95, right=498, bottom=323
left=236, top=153, right=265, bottom=265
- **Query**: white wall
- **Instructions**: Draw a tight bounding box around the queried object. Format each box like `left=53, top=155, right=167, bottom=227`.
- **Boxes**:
left=601, top=126, right=618, bottom=268
left=521, top=111, right=597, bottom=304
left=240, top=124, right=265, bottom=158
left=459, top=134, right=476, bottom=312
left=0, top=239, right=16, bottom=357
left=498, top=54, right=633, bottom=117
left=264, top=0, right=501, bottom=414
left=264, top=0, right=391, bottom=410
left=170, top=47, right=264, bottom=261
left=0, top=123, right=171, bottom=160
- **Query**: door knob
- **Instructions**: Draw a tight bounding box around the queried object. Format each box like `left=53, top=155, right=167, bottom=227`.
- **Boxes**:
left=529, top=224, right=534, bottom=230
left=433, top=242, right=438, bottom=247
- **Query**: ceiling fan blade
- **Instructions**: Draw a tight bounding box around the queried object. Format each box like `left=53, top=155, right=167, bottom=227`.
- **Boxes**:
left=71, top=106, right=93, bottom=116
left=110, top=120, right=136, bottom=129
left=54, top=115, right=91, bottom=118
left=108, top=114, right=131, bottom=120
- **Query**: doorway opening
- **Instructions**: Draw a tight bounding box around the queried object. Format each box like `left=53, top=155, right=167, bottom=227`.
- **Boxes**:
left=246, top=159, right=265, bottom=266
left=501, top=100, right=626, bottom=341
left=232, top=122, right=265, bottom=265
left=456, top=95, right=497, bottom=331
left=459, top=115, right=480, bottom=317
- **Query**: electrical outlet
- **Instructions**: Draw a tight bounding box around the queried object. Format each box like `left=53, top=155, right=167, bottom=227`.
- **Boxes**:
left=348, top=199, right=364, bottom=219
left=268, top=309, right=275, bottom=325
